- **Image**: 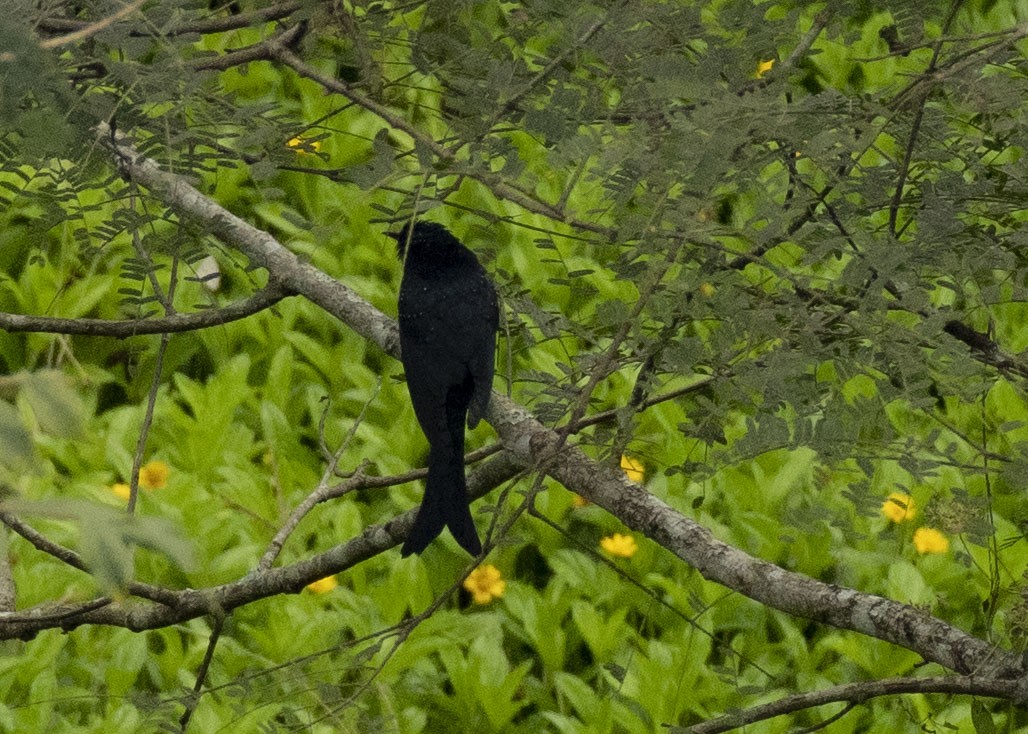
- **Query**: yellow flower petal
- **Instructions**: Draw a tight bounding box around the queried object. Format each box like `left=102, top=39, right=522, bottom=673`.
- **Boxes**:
left=600, top=533, right=638, bottom=559
left=756, top=59, right=775, bottom=78
left=139, top=460, right=169, bottom=490
left=464, top=564, right=506, bottom=604
left=110, top=482, right=131, bottom=501
left=306, top=575, right=339, bottom=594
left=620, top=455, right=645, bottom=483
left=287, top=136, right=322, bottom=156
left=882, top=492, right=916, bottom=523
left=913, top=527, right=949, bottom=554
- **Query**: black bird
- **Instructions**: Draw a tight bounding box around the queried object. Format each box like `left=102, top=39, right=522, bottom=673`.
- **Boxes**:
left=392, top=221, right=498, bottom=556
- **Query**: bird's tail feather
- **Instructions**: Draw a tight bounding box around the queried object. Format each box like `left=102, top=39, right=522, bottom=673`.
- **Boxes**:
left=400, top=455, right=481, bottom=557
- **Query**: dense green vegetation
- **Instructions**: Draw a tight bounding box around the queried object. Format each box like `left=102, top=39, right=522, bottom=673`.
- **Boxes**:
left=2, top=1, right=1028, bottom=732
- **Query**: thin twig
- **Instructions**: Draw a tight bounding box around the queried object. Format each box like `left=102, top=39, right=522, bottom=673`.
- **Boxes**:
left=35, top=2, right=301, bottom=38
left=191, top=24, right=306, bottom=72
left=179, top=615, right=225, bottom=731
left=38, top=0, right=147, bottom=49
left=259, top=380, right=381, bottom=570
left=0, top=509, right=87, bottom=571
left=271, top=47, right=452, bottom=162
left=887, top=1, right=959, bottom=236
left=488, top=10, right=612, bottom=124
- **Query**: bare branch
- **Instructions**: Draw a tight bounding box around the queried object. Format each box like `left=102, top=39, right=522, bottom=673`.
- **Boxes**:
left=0, top=528, right=15, bottom=613
left=888, top=22, right=1028, bottom=110
left=0, top=283, right=291, bottom=338
left=38, top=0, right=147, bottom=50
left=0, top=508, right=87, bottom=572
left=34, top=2, right=302, bottom=38
left=126, top=331, right=169, bottom=515
left=179, top=615, right=225, bottom=731
left=679, top=675, right=1027, bottom=733
left=191, top=22, right=306, bottom=71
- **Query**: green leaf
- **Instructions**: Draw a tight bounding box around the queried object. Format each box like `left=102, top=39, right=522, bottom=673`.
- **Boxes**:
left=22, top=370, right=88, bottom=438
left=971, top=700, right=996, bottom=734
left=0, top=399, right=33, bottom=471
left=1, top=499, right=194, bottom=594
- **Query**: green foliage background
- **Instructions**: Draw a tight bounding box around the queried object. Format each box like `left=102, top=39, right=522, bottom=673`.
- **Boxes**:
left=1, top=1, right=1028, bottom=732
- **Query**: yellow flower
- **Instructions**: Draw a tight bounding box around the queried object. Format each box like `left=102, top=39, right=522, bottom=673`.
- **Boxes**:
left=882, top=492, right=916, bottom=523
left=139, top=461, right=169, bottom=490
left=306, top=575, right=338, bottom=594
left=913, top=527, right=949, bottom=555
left=600, top=533, right=638, bottom=558
left=110, top=482, right=131, bottom=501
left=287, top=136, right=322, bottom=156
left=755, top=59, right=775, bottom=78
left=464, top=564, right=506, bottom=604
left=698, top=282, right=716, bottom=298
left=620, top=455, right=645, bottom=483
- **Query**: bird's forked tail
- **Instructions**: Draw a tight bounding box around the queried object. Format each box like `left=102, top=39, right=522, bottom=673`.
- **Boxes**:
left=400, top=453, right=481, bottom=557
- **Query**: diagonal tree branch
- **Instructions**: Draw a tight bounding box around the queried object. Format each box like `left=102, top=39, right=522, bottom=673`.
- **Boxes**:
left=95, top=123, right=399, bottom=354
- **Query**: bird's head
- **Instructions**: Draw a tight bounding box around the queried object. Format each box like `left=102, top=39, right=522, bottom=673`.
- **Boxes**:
left=389, top=221, right=463, bottom=261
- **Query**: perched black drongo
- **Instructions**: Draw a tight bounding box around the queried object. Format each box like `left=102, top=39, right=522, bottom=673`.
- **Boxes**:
left=392, top=221, right=498, bottom=556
